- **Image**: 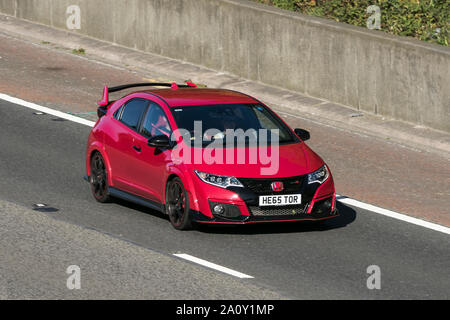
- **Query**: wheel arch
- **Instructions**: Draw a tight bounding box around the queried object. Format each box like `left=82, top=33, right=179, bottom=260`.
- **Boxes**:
left=164, top=168, right=199, bottom=211
left=86, top=142, right=113, bottom=186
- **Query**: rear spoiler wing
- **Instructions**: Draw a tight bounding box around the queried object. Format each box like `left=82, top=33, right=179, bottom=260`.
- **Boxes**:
left=97, top=82, right=197, bottom=106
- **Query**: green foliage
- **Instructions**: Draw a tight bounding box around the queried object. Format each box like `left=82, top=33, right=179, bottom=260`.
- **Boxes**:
left=72, top=48, right=86, bottom=55
left=254, top=0, right=449, bottom=46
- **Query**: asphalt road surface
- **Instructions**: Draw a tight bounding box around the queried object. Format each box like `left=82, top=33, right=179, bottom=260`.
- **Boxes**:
left=0, top=99, right=449, bottom=299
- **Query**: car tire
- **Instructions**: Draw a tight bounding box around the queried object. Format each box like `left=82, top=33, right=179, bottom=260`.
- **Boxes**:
left=89, top=152, right=111, bottom=203
left=165, top=177, right=193, bottom=230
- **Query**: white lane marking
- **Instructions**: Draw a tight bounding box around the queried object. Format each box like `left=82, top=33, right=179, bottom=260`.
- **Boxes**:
left=1, top=93, right=449, bottom=235
left=336, top=195, right=450, bottom=235
left=0, top=93, right=95, bottom=127
left=173, top=253, right=254, bottom=279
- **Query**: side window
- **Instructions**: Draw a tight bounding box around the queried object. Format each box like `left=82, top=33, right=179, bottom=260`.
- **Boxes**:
left=141, top=103, right=172, bottom=138
left=113, top=105, right=123, bottom=120
left=119, top=99, right=148, bottom=131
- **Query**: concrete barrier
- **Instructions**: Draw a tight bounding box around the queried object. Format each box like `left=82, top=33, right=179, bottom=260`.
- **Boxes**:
left=1, top=0, right=449, bottom=132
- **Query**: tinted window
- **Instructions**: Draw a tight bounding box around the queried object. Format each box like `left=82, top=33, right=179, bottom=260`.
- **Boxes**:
left=120, top=99, right=148, bottom=130
left=141, top=103, right=171, bottom=138
left=113, top=105, right=123, bottom=119
left=171, top=104, right=297, bottom=146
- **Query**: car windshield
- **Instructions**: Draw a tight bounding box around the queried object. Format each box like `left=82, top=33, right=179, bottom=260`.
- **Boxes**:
left=170, top=104, right=297, bottom=147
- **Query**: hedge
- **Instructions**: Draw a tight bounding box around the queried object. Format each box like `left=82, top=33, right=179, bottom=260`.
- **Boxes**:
left=254, top=0, right=449, bottom=46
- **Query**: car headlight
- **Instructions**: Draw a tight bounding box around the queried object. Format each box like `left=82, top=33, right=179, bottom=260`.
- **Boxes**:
left=194, top=171, right=243, bottom=188
left=308, top=165, right=329, bottom=184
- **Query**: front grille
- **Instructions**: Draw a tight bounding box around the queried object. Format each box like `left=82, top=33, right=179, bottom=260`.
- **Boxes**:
left=249, top=205, right=308, bottom=216
left=238, top=176, right=304, bottom=195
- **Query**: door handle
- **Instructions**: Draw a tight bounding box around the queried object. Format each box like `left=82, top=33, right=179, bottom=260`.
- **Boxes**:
left=132, top=145, right=141, bottom=152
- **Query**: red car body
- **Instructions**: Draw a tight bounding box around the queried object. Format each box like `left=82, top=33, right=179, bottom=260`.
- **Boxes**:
left=86, top=83, right=338, bottom=229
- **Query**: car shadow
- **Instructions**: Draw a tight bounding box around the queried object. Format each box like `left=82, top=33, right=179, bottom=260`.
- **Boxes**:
left=111, top=197, right=356, bottom=235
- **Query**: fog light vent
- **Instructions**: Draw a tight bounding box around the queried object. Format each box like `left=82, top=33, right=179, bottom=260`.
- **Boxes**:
left=311, top=197, right=332, bottom=215
left=209, top=201, right=241, bottom=219
left=213, top=204, right=225, bottom=215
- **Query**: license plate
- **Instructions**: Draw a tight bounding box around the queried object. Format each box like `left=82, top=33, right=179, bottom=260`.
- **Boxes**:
left=259, top=194, right=302, bottom=206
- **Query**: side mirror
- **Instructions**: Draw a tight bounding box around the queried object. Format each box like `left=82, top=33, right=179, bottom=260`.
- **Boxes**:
left=148, top=135, right=171, bottom=148
left=294, top=128, right=310, bottom=141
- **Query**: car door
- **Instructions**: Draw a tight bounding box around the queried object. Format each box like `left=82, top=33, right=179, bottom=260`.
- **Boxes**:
left=106, top=98, right=149, bottom=196
left=131, top=101, right=174, bottom=203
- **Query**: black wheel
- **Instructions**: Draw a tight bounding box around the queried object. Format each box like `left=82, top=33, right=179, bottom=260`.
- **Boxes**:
left=89, top=152, right=111, bottom=203
left=165, top=177, right=193, bottom=230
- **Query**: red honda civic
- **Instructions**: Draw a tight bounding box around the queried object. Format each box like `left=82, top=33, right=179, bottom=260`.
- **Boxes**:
left=85, top=82, right=338, bottom=230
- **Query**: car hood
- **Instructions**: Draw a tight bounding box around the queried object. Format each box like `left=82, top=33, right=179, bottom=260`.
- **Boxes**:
left=180, top=142, right=324, bottom=178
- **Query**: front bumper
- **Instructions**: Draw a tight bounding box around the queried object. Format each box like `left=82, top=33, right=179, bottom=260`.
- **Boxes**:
left=191, top=208, right=339, bottom=224
left=191, top=174, right=338, bottom=224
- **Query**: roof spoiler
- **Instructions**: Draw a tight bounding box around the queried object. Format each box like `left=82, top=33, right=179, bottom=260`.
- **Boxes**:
left=97, top=82, right=197, bottom=106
